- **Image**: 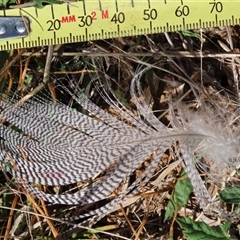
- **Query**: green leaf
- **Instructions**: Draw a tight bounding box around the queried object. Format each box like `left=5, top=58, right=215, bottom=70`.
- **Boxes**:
left=164, top=172, right=193, bottom=221
left=70, top=224, right=118, bottom=239
left=181, top=30, right=201, bottom=39
left=112, top=89, right=130, bottom=108
left=219, top=187, right=240, bottom=204
left=0, top=0, right=15, bottom=8
left=30, top=0, right=63, bottom=9
left=23, top=74, right=33, bottom=90
left=177, top=217, right=233, bottom=240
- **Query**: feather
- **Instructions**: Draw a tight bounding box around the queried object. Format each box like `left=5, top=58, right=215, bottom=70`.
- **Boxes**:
left=0, top=66, right=239, bottom=229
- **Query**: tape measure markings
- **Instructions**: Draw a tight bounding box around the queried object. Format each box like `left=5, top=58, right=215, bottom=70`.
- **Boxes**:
left=0, top=0, right=240, bottom=50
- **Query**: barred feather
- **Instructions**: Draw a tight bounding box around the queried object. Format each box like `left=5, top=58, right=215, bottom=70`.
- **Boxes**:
left=0, top=66, right=239, bottom=229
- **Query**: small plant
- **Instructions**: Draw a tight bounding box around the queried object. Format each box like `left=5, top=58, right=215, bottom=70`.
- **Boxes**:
left=165, top=172, right=236, bottom=239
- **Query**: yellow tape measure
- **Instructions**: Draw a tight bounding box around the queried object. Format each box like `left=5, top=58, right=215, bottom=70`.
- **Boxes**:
left=0, top=0, right=238, bottom=51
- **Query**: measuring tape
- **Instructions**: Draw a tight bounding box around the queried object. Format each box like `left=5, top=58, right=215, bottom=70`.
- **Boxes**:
left=0, top=0, right=238, bottom=51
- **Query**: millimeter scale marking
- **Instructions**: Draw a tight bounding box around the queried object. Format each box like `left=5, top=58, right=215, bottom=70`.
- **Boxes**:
left=0, top=0, right=239, bottom=51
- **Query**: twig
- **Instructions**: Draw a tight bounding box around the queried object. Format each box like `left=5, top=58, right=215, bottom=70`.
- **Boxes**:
left=0, top=50, right=25, bottom=83
left=4, top=195, right=19, bottom=240
left=14, top=45, right=54, bottom=107
left=119, top=203, right=139, bottom=239
left=0, top=205, right=131, bottom=240
left=21, top=50, right=240, bottom=59
left=26, top=192, right=62, bottom=240
left=135, top=183, right=150, bottom=240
